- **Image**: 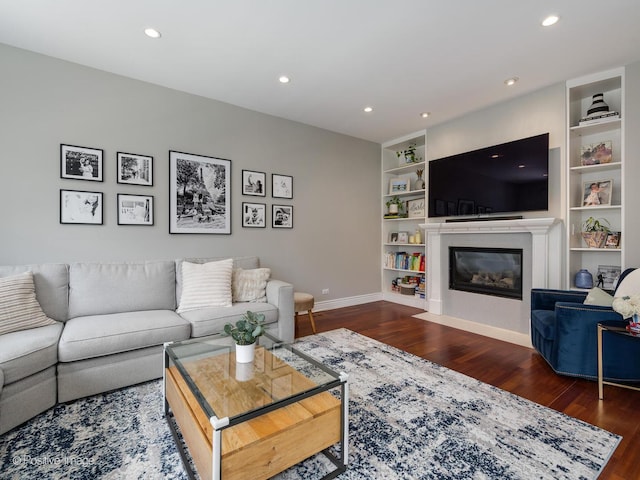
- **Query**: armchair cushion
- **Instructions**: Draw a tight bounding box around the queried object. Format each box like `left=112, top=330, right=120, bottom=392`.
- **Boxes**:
left=583, top=287, right=613, bottom=306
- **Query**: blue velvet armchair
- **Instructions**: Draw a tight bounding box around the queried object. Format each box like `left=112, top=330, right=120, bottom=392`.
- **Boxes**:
left=530, top=268, right=640, bottom=382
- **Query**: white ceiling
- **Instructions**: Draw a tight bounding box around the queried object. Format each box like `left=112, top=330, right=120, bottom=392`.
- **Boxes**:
left=1, top=1, right=639, bottom=144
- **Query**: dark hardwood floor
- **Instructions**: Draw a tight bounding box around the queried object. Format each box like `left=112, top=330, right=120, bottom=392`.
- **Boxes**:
left=294, top=301, right=640, bottom=480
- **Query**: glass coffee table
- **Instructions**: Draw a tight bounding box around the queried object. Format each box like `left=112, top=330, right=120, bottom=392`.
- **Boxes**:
left=163, top=332, right=348, bottom=480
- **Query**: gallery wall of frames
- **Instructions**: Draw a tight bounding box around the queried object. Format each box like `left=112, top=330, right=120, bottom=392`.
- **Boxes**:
left=59, top=144, right=294, bottom=233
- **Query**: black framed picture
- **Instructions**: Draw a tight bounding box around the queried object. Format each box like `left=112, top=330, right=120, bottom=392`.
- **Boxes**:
left=272, top=204, right=293, bottom=228
left=60, top=189, right=103, bottom=224
left=169, top=150, right=231, bottom=234
left=242, top=170, right=266, bottom=196
left=117, top=194, right=154, bottom=226
left=242, top=202, right=266, bottom=228
left=272, top=174, right=293, bottom=199
left=117, top=152, right=153, bottom=186
left=60, top=144, right=103, bottom=181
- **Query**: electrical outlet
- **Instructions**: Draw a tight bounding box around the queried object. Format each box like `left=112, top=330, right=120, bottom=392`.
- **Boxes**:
left=322, top=288, right=329, bottom=295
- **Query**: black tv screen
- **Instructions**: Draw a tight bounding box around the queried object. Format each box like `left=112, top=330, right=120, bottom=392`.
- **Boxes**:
left=428, top=133, right=549, bottom=218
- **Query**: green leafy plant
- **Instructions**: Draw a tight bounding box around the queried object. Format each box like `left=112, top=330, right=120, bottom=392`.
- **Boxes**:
left=582, top=216, right=611, bottom=232
left=396, top=143, right=421, bottom=162
left=385, top=195, right=404, bottom=213
left=223, top=311, right=266, bottom=345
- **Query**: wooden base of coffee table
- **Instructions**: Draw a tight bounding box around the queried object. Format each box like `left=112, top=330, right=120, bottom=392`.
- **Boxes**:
left=165, top=364, right=343, bottom=480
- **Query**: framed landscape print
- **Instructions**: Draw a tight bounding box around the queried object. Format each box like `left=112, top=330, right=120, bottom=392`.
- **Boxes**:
left=580, top=141, right=613, bottom=166
left=60, top=144, right=103, bottom=181
left=242, top=170, right=266, bottom=196
left=389, top=175, right=411, bottom=194
left=272, top=204, right=293, bottom=228
left=242, top=202, right=266, bottom=228
left=60, top=189, right=103, bottom=224
left=169, top=151, right=232, bottom=234
left=117, top=194, right=154, bottom=226
left=117, top=152, right=153, bottom=186
left=272, top=174, right=293, bottom=199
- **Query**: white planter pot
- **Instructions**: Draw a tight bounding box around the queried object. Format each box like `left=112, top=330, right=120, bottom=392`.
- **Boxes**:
left=235, top=342, right=255, bottom=363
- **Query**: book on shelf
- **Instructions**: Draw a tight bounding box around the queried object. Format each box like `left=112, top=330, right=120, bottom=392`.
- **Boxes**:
left=578, top=112, right=620, bottom=127
left=384, top=251, right=425, bottom=272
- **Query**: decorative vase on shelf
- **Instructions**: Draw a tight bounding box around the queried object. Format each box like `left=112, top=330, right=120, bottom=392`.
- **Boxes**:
left=413, top=169, right=425, bottom=190
left=575, top=269, right=593, bottom=289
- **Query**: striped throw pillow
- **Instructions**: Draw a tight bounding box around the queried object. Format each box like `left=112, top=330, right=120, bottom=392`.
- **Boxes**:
left=0, top=271, right=57, bottom=335
left=177, top=259, right=233, bottom=313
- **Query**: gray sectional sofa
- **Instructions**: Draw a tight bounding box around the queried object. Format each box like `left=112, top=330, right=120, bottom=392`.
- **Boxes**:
left=0, top=256, right=294, bottom=435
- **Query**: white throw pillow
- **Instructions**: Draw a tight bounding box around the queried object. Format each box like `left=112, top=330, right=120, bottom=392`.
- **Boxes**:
left=0, top=271, right=56, bottom=335
left=612, top=268, right=640, bottom=299
left=583, top=287, right=613, bottom=307
left=177, top=259, right=233, bottom=312
left=232, top=268, right=271, bottom=303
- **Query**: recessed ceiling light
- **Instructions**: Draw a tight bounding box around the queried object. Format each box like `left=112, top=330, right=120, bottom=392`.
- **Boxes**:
left=278, top=75, right=291, bottom=84
left=542, top=15, right=559, bottom=27
left=364, top=106, right=373, bottom=113
left=504, top=77, right=519, bottom=86
left=420, top=112, right=430, bottom=119
left=144, top=28, right=162, bottom=39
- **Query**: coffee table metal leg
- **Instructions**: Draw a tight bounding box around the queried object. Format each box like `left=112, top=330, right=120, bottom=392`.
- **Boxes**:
left=597, top=324, right=604, bottom=400
left=340, top=372, right=349, bottom=466
left=211, top=416, right=229, bottom=480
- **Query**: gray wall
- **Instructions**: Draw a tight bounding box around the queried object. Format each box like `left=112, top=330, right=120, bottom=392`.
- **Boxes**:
left=0, top=43, right=381, bottom=301
left=624, top=61, right=640, bottom=268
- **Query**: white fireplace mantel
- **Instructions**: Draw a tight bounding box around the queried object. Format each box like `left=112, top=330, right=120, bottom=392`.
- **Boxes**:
left=419, top=218, right=561, bottom=315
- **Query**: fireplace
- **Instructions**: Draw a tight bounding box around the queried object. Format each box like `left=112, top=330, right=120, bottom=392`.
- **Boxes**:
left=449, top=246, right=523, bottom=300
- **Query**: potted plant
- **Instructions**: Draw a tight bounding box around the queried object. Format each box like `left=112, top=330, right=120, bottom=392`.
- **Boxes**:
left=385, top=196, right=404, bottom=215
left=396, top=143, right=420, bottom=163
left=223, top=311, right=266, bottom=363
left=581, top=216, right=611, bottom=248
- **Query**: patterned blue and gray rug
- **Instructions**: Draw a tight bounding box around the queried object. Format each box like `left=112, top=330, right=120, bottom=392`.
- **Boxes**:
left=0, top=328, right=621, bottom=479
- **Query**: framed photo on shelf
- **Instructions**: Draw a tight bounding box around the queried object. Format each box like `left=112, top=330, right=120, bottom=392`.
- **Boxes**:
left=117, top=152, right=153, bottom=186
left=60, top=189, right=103, bottom=225
left=272, top=205, right=293, bottom=228
left=272, top=174, right=293, bottom=199
left=596, top=265, right=622, bottom=290
left=605, top=231, right=621, bottom=249
left=407, top=198, right=425, bottom=218
left=242, top=202, right=266, bottom=228
left=117, top=194, right=153, bottom=226
left=60, top=144, right=103, bottom=181
left=242, top=170, right=266, bottom=196
left=580, top=141, right=613, bottom=166
left=169, top=150, right=231, bottom=234
left=389, top=232, right=399, bottom=243
left=389, top=175, right=411, bottom=194
left=582, top=179, right=612, bottom=206
left=397, top=231, right=409, bottom=244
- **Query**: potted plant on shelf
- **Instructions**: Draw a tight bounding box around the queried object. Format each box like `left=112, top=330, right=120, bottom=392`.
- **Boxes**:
left=396, top=143, right=421, bottom=163
left=385, top=196, right=404, bottom=216
left=581, top=216, right=611, bottom=248
left=223, top=311, right=266, bottom=363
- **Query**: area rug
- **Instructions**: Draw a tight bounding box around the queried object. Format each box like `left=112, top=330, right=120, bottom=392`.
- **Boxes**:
left=0, top=328, right=620, bottom=479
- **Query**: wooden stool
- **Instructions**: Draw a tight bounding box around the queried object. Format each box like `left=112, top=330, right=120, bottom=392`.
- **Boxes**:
left=294, top=292, right=316, bottom=334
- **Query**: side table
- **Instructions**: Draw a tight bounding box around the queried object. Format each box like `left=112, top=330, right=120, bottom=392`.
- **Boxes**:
left=597, top=321, right=640, bottom=399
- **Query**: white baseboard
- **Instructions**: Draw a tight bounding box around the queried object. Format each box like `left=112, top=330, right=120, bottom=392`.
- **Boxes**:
left=412, top=311, right=533, bottom=348
left=313, top=293, right=383, bottom=313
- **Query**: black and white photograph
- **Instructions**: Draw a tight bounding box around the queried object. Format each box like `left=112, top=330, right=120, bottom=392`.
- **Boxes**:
left=117, top=152, right=153, bottom=186
left=60, top=144, right=103, bottom=181
left=272, top=174, right=293, bottom=199
left=242, top=170, right=266, bottom=196
left=242, top=202, right=266, bottom=228
left=117, top=194, right=153, bottom=226
left=272, top=204, right=293, bottom=228
left=60, top=189, right=103, bottom=224
left=169, top=150, right=231, bottom=234
left=596, top=265, right=622, bottom=290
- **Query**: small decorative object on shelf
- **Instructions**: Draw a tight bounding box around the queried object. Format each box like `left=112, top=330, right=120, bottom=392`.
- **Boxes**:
left=223, top=311, right=266, bottom=363
left=612, top=295, right=640, bottom=333
left=385, top=195, right=404, bottom=216
left=581, top=216, right=611, bottom=248
left=580, top=141, right=613, bottom=166
left=396, top=143, right=421, bottom=164
left=605, top=231, right=621, bottom=249
left=413, top=168, right=425, bottom=190
left=579, top=93, right=620, bottom=126
left=575, top=269, right=594, bottom=289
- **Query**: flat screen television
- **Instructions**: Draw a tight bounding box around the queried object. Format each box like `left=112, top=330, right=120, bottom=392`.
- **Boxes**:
left=428, top=133, right=549, bottom=218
